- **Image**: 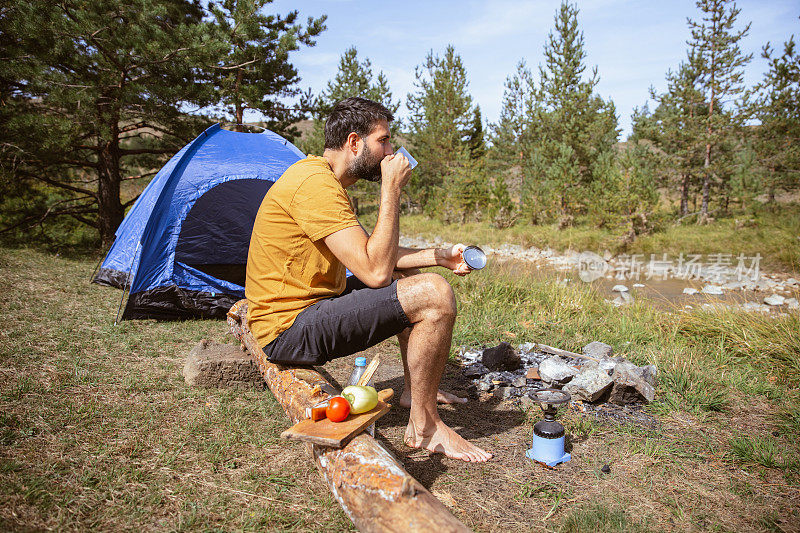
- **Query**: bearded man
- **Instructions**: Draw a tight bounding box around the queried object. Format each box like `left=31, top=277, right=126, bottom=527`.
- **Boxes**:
left=245, top=96, right=492, bottom=463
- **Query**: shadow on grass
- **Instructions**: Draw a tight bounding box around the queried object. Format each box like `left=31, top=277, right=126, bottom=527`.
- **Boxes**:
left=374, top=373, right=526, bottom=488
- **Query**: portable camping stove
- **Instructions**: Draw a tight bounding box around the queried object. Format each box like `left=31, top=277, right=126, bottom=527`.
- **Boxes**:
left=526, top=388, right=572, bottom=467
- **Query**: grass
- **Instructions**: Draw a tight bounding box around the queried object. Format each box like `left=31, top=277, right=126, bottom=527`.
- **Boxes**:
left=369, top=202, right=800, bottom=272
left=2, top=245, right=799, bottom=531
left=0, top=247, right=351, bottom=531
left=558, top=503, right=651, bottom=533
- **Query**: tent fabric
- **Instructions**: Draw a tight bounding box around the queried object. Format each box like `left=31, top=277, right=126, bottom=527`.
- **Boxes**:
left=93, top=123, right=304, bottom=320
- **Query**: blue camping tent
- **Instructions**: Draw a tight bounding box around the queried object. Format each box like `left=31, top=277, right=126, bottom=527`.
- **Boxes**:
left=93, top=123, right=304, bottom=320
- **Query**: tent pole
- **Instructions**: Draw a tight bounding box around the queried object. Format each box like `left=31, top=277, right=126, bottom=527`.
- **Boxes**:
left=114, top=242, right=140, bottom=326
left=88, top=239, right=114, bottom=283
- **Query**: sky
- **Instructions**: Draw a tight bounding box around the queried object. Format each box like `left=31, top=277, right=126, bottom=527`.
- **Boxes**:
left=268, top=0, right=799, bottom=139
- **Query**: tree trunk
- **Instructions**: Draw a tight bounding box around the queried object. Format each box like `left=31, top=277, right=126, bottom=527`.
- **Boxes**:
left=701, top=153, right=710, bottom=218
left=702, top=33, right=717, bottom=218
left=680, top=173, right=689, bottom=216
left=96, top=111, right=124, bottom=247
left=234, top=68, right=244, bottom=132
left=226, top=300, right=471, bottom=533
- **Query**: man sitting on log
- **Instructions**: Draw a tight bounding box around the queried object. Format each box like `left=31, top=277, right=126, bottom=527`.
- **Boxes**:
left=245, top=96, right=492, bottom=463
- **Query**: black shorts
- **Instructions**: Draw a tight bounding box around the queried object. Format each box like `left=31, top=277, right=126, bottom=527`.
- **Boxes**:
left=261, top=276, right=412, bottom=366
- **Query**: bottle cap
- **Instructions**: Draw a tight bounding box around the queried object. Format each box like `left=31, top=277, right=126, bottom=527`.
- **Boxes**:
left=355, top=356, right=367, bottom=366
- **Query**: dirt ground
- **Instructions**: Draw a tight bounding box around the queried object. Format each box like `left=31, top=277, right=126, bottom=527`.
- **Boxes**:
left=304, top=340, right=800, bottom=533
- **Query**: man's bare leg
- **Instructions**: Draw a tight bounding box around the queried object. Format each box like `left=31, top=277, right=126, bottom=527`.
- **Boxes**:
left=392, top=269, right=467, bottom=407
left=396, top=273, right=492, bottom=462
left=396, top=328, right=467, bottom=407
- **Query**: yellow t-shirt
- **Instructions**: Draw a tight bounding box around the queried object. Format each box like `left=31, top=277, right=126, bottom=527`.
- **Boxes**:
left=245, top=155, right=360, bottom=348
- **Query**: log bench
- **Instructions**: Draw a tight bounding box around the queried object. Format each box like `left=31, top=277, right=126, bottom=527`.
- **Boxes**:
left=226, top=299, right=471, bottom=533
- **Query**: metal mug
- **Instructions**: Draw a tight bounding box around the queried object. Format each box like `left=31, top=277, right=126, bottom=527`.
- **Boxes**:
left=462, top=245, right=487, bottom=270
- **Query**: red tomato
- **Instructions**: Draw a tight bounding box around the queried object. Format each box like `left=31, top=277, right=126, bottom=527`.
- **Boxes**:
left=326, top=396, right=350, bottom=422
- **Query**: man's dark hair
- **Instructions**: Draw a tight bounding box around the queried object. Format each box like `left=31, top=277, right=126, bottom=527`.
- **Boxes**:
left=324, top=97, right=393, bottom=150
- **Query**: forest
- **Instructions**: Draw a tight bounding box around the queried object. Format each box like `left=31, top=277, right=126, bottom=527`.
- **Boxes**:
left=1, top=0, right=797, bottom=254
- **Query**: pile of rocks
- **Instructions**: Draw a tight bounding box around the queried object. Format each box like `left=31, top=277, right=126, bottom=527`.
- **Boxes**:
left=458, top=340, right=656, bottom=407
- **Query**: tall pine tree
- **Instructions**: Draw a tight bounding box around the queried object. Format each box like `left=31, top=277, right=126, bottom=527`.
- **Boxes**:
left=208, top=0, right=326, bottom=138
left=749, top=36, right=800, bottom=204
left=632, top=58, right=707, bottom=216
left=0, top=0, right=219, bottom=245
left=518, top=1, right=619, bottom=224
left=406, top=45, right=481, bottom=215
left=0, top=0, right=325, bottom=245
left=687, top=0, right=752, bottom=219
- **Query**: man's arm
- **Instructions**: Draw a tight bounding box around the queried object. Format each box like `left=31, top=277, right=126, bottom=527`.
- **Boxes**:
left=395, top=245, right=471, bottom=276
left=324, top=155, right=411, bottom=287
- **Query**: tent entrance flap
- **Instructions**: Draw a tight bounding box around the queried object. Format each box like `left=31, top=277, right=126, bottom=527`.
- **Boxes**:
left=175, top=178, right=273, bottom=286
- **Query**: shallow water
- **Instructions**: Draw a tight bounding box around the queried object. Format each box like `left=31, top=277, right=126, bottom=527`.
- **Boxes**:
left=491, top=258, right=799, bottom=312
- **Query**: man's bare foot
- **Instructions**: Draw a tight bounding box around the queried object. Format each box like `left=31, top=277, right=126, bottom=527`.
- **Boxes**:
left=399, top=389, right=467, bottom=408
left=404, top=419, right=492, bottom=462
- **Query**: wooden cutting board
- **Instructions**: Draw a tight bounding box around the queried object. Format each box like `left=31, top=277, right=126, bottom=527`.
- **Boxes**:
left=281, top=388, right=394, bottom=448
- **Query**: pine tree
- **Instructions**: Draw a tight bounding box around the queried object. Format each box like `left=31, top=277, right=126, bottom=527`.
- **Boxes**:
left=589, top=145, right=659, bottom=242
left=633, top=59, right=707, bottom=216
left=687, top=0, right=752, bottom=219
left=490, top=60, right=538, bottom=166
left=0, top=0, right=325, bottom=246
left=0, top=0, right=220, bottom=245
left=467, top=106, right=486, bottom=160
left=406, top=45, right=477, bottom=213
left=748, top=36, right=800, bottom=204
left=208, top=0, right=325, bottom=138
left=299, top=46, right=399, bottom=156
left=487, top=61, right=538, bottom=209
left=518, top=1, right=619, bottom=224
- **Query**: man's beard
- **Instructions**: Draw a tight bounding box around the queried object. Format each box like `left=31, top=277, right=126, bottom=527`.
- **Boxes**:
left=348, top=143, right=382, bottom=183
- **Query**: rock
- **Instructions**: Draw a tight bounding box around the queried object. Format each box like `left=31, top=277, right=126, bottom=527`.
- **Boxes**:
left=518, top=342, right=536, bottom=355
left=481, top=342, right=522, bottom=371
left=463, top=363, right=489, bottom=378
left=598, top=357, right=620, bottom=373
left=701, top=285, right=724, bottom=295
left=724, top=280, right=744, bottom=290
left=747, top=279, right=773, bottom=291
left=457, top=346, right=482, bottom=363
left=683, top=288, right=699, bottom=295
left=526, top=367, right=541, bottom=380
left=612, top=284, right=629, bottom=292
left=609, top=361, right=655, bottom=404
left=512, top=376, right=528, bottom=388
left=601, top=464, right=611, bottom=474
left=493, top=386, right=516, bottom=400
left=564, top=362, right=613, bottom=402
left=582, top=341, right=614, bottom=359
left=787, top=278, right=798, bottom=286
left=538, top=356, right=577, bottom=385
left=612, top=291, right=634, bottom=306
left=632, top=283, right=645, bottom=288
left=183, top=340, right=265, bottom=390
left=742, top=301, right=770, bottom=313
left=640, top=364, right=658, bottom=387
left=520, top=394, right=536, bottom=410
left=487, top=370, right=516, bottom=385
left=476, top=380, right=493, bottom=392
left=764, top=294, right=786, bottom=306
left=786, top=298, right=799, bottom=310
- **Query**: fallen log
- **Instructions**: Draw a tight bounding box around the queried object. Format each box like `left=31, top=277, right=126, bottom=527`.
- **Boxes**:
left=227, top=299, right=471, bottom=533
